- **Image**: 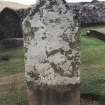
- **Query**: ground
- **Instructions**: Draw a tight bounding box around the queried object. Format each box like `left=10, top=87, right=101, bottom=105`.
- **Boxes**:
left=0, top=73, right=103, bottom=105
left=0, top=48, right=24, bottom=76
left=81, top=26, right=105, bottom=100
left=0, top=26, right=105, bottom=104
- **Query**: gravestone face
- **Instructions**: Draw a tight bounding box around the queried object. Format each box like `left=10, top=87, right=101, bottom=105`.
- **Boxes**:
left=23, top=0, right=80, bottom=104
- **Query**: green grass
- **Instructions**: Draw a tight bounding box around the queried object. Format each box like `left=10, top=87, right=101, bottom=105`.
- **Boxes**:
left=0, top=48, right=24, bottom=76
left=80, top=28, right=105, bottom=100
left=0, top=26, right=105, bottom=104
left=0, top=91, right=28, bottom=105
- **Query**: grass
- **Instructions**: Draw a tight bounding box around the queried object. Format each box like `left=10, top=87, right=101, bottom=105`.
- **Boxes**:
left=80, top=28, right=105, bottom=100
left=0, top=26, right=105, bottom=104
left=0, top=91, right=28, bottom=105
left=0, top=48, right=24, bottom=77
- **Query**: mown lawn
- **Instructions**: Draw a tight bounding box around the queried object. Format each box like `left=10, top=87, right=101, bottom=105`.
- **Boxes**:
left=81, top=28, right=105, bottom=100
left=0, top=48, right=24, bottom=76
left=0, top=90, right=28, bottom=105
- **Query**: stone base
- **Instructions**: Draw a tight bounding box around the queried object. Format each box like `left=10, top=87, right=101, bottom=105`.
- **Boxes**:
left=27, top=86, right=80, bottom=105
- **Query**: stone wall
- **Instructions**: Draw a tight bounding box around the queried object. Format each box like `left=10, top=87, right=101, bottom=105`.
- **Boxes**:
left=17, top=1, right=105, bottom=27
left=79, top=1, right=105, bottom=26
left=69, top=1, right=105, bottom=26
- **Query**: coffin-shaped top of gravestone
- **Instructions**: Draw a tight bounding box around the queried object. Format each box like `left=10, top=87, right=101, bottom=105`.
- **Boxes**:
left=23, top=0, right=80, bottom=90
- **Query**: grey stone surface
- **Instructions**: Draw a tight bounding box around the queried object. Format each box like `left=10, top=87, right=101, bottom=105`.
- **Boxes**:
left=23, top=0, right=80, bottom=91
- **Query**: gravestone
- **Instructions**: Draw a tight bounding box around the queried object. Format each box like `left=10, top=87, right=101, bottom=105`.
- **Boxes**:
left=22, top=0, right=80, bottom=105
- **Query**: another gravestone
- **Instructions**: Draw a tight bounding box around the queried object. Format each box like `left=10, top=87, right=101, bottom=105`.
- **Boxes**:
left=23, top=0, right=80, bottom=105
left=0, top=8, right=23, bottom=40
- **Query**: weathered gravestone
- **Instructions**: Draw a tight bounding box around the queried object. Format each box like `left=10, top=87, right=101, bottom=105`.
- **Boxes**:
left=22, top=0, right=80, bottom=105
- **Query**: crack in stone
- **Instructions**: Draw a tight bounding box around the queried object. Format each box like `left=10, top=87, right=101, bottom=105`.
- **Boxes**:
left=46, top=48, right=65, bottom=58
left=27, top=71, right=39, bottom=80
left=50, top=62, right=73, bottom=77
